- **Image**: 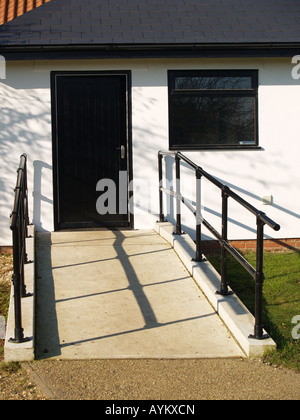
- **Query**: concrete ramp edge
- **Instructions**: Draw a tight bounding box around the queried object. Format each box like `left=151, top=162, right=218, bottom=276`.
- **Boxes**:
left=154, top=222, right=276, bottom=358
left=4, top=225, right=35, bottom=362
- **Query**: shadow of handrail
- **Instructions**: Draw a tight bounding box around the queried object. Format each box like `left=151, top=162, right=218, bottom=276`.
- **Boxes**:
left=59, top=313, right=215, bottom=349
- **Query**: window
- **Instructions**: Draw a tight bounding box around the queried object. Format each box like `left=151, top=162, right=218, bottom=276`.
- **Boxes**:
left=168, top=70, right=258, bottom=150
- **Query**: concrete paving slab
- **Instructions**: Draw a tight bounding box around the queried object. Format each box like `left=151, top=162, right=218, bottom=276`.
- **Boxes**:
left=35, top=229, right=244, bottom=360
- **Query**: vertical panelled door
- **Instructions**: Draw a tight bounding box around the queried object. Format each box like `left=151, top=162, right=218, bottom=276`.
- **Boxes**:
left=52, top=73, right=130, bottom=229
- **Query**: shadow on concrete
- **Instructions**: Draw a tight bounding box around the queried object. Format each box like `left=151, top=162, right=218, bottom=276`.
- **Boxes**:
left=34, top=229, right=243, bottom=359
left=35, top=232, right=61, bottom=359
left=35, top=229, right=166, bottom=359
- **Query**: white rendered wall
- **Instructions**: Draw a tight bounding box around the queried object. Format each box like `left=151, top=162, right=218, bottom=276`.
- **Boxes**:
left=0, top=58, right=299, bottom=245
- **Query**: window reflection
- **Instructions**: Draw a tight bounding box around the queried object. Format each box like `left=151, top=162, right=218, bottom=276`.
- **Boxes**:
left=171, top=97, right=255, bottom=146
left=175, top=76, right=252, bottom=90
left=169, top=70, right=258, bottom=148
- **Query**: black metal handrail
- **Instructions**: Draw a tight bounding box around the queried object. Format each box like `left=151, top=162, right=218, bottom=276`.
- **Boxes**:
left=9, top=154, right=31, bottom=344
left=158, top=150, right=281, bottom=340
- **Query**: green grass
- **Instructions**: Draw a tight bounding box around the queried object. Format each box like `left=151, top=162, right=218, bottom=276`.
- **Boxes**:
left=207, top=250, right=300, bottom=371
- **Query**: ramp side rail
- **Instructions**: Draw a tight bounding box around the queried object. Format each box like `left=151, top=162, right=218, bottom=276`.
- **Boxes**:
left=9, top=153, right=31, bottom=344
left=158, top=150, right=280, bottom=340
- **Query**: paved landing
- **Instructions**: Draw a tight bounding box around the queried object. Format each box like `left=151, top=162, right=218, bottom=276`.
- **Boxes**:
left=35, top=230, right=244, bottom=359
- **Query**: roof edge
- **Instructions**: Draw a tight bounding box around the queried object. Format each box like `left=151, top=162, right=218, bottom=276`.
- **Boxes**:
left=1, top=42, right=300, bottom=60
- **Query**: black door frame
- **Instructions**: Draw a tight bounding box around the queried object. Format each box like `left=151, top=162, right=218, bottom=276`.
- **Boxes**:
left=51, top=70, right=134, bottom=231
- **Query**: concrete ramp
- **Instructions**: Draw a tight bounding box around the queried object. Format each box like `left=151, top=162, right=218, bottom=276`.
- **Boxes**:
left=35, top=229, right=244, bottom=359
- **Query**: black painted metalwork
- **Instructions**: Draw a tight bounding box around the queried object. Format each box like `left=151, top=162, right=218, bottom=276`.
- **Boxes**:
left=158, top=150, right=280, bottom=340
left=9, top=154, right=31, bottom=344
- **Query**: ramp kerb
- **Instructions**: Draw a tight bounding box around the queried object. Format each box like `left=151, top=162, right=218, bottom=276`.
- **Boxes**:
left=154, top=222, right=277, bottom=358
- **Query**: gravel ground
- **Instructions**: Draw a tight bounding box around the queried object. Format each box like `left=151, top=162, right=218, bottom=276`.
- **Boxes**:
left=18, top=358, right=300, bottom=401
left=0, top=362, right=46, bottom=400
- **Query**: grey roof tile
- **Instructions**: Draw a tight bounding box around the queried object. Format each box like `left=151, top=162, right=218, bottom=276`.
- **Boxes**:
left=0, top=0, right=300, bottom=46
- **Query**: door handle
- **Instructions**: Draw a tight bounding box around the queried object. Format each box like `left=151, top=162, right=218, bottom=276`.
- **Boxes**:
left=116, top=145, right=126, bottom=159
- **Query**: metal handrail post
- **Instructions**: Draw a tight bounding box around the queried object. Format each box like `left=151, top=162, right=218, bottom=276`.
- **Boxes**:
left=9, top=224, right=29, bottom=343
left=218, top=187, right=233, bottom=295
left=10, top=227, right=24, bottom=343
left=249, top=215, right=269, bottom=340
left=158, top=153, right=164, bottom=222
left=23, top=156, right=30, bottom=235
left=175, top=154, right=181, bottom=235
left=195, top=169, right=203, bottom=262
left=20, top=193, right=28, bottom=297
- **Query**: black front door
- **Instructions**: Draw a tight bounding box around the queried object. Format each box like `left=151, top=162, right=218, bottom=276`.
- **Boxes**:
left=51, top=72, right=132, bottom=229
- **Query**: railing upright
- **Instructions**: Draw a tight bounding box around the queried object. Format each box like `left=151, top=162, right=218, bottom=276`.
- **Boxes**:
left=175, top=154, right=181, bottom=235
left=249, top=215, right=268, bottom=339
left=158, top=150, right=280, bottom=340
left=158, top=153, right=164, bottom=223
left=195, top=169, right=203, bottom=262
left=218, top=186, right=233, bottom=296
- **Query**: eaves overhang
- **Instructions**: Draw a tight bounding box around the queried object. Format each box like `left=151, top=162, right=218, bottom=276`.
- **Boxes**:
left=1, top=42, right=300, bottom=61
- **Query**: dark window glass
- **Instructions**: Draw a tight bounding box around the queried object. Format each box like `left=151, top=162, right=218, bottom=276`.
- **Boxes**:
left=169, top=70, right=258, bottom=150
left=171, top=97, right=255, bottom=146
left=174, top=76, right=253, bottom=91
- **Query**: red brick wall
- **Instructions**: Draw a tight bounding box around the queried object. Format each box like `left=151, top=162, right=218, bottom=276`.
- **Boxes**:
left=0, top=246, right=13, bottom=255
left=202, top=238, right=300, bottom=254
left=0, top=0, right=51, bottom=25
